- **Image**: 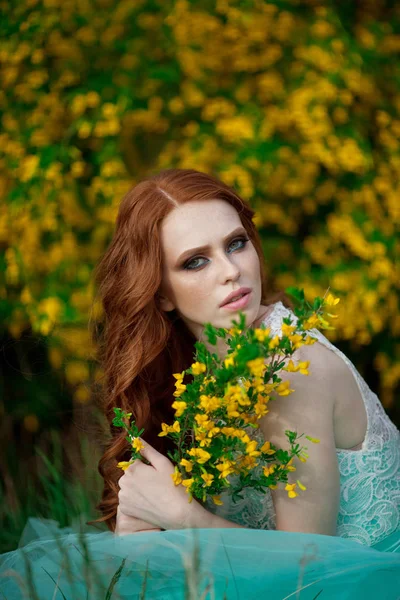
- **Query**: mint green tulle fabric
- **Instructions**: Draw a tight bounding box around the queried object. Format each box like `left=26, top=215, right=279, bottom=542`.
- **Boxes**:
left=0, top=518, right=399, bottom=600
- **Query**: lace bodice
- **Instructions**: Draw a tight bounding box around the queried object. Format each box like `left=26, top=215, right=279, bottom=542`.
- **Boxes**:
left=205, top=301, right=400, bottom=546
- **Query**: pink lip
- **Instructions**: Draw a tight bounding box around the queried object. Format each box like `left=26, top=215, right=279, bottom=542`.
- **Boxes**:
left=220, top=289, right=252, bottom=311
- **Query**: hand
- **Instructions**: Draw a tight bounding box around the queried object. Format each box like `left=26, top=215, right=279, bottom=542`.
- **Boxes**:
left=117, top=439, right=205, bottom=531
left=115, top=506, right=161, bottom=536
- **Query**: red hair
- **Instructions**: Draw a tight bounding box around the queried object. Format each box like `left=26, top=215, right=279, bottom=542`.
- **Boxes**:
left=89, top=168, right=292, bottom=531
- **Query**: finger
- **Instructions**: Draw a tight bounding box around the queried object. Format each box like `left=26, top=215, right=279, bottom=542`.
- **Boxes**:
left=136, top=437, right=172, bottom=471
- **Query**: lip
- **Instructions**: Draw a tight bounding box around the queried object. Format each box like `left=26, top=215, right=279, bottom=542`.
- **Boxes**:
left=220, top=287, right=252, bottom=309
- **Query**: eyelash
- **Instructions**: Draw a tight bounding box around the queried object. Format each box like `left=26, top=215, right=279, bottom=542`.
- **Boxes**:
left=183, top=237, right=250, bottom=271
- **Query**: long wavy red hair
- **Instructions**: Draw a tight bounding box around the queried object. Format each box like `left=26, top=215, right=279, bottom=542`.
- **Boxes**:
left=89, top=168, right=292, bottom=532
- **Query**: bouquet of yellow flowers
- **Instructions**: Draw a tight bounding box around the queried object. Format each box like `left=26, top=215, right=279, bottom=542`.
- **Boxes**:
left=113, top=287, right=340, bottom=507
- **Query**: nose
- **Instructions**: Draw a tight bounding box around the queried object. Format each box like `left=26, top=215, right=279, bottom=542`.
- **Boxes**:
left=218, top=252, right=240, bottom=284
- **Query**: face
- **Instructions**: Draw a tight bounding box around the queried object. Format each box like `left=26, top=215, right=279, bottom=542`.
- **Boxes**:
left=159, top=199, right=262, bottom=340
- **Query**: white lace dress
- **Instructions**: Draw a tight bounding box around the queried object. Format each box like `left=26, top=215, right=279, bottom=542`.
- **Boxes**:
left=204, top=301, right=400, bottom=547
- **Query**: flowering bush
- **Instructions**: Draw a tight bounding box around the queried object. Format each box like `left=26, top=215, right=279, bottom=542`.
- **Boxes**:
left=114, top=289, right=340, bottom=505
left=0, top=0, right=398, bottom=434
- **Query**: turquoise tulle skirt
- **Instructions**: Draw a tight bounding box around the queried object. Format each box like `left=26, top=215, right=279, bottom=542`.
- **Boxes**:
left=1, top=519, right=399, bottom=600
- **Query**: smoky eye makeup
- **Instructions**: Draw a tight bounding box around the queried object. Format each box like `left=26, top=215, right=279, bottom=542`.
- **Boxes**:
left=182, top=236, right=250, bottom=271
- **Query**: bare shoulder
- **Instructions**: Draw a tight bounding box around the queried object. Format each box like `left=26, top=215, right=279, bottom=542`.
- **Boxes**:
left=260, top=340, right=340, bottom=444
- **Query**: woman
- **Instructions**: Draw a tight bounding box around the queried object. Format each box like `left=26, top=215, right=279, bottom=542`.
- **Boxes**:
left=93, top=168, right=399, bottom=548
left=1, top=168, right=399, bottom=600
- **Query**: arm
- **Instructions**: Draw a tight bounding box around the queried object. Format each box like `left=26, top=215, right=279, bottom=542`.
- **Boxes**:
left=259, top=341, right=341, bottom=536
left=182, top=505, right=247, bottom=529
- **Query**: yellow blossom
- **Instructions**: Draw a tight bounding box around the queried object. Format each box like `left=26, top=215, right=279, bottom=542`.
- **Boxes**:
left=171, top=468, right=183, bottom=485
left=297, top=361, right=310, bottom=375
left=158, top=423, right=171, bottom=437
left=212, top=495, right=223, bottom=506
left=216, top=460, right=236, bottom=479
left=172, top=400, right=187, bottom=417
left=282, top=323, right=296, bottom=336
left=188, top=448, right=212, bottom=464
left=285, top=483, right=298, bottom=498
left=245, top=440, right=261, bottom=457
left=224, top=354, right=235, bottom=368
left=275, top=380, right=295, bottom=396
left=283, top=359, right=300, bottom=372
left=269, top=335, right=280, bottom=350
left=180, top=458, right=194, bottom=472
left=247, top=357, right=266, bottom=378
left=260, top=441, right=276, bottom=455
left=117, top=460, right=134, bottom=471
left=182, top=478, right=194, bottom=491
left=303, top=314, right=319, bottom=329
left=201, top=473, right=214, bottom=487
left=191, top=361, right=207, bottom=375
left=132, top=438, right=144, bottom=452
left=200, top=395, right=222, bottom=412
left=325, top=293, right=340, bottom=306
left=263, top=464, right=276, bottom=477
left=297, top=480, right=307, bottom=491
left=254, top=327, right=271, bottom=342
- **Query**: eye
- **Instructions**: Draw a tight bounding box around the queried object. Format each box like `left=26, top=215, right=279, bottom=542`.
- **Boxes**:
left=184, top=256, right=208, bottom=270
left=228, top=237, right=249, bottom=253
left=183, top=237, right=250, bottom=271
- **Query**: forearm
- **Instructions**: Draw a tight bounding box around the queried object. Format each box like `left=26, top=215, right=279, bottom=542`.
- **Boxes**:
left=184, top=505, right=247, bottom=529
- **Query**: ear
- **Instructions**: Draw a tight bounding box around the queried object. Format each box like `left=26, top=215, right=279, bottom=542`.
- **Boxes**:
left=157, top=293, right=175, bottom=312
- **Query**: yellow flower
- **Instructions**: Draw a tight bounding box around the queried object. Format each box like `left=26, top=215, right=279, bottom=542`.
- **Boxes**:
left=182, top=478, right=194, bottom=491
left=173, top=383, right=186, bottom=397
left=173, top=371, right=185, bottom=381
left=263, top=464, right=276, bottom=477
left=297, top=480, right=307, bottom=491
left=191, top=362, right=207, bottom=375
left=298, top=361, right=310, bottom=375
left=201, top=473, right=214, bottom=487
left=188, top=448, right=212, bottom=464
left=305, top=436, right=320, bottom=443
left=171, top=421, right=181, bottom=433
left=254, top=401, right=269, bottom=418
left=282, top=323, right=296, bottom=336
left=304, top=336, right=317, bottom=345
left=200, top=395, right=222, bottom=412
left=245, top=440, right=261, bottom=457
left=289, top=333, right=304, bottom=350
left=132, top=438, right=144, bottom=452
left=247, top=357, right=266, bottom=378
left=254, top=327, right=270, bottom=342
left=275, top=381, right=294, bottom=396
left=171, top=468, right=183, bottom=486
left=212, top=495, right=223, bottom=506
left=325, top=293, right=340, bottom=306
left=239, top=455, right=259, bottom=470
left=195, top=413, right=210, bottom=427
left=216, top=460, right=236, bottom=479
left=283, top=359, right=300, bottom=372
left=172, top=400, right=187, bottom=417
left=285, top=483, right=298, bottom=498
left=180, top=458, right=194, bottom=472
left=195, top=431, right=212, bottom=447
left=173, top=372, right=186, bottom=397
left=158, top=423, right=171, bottom=437
left=117, top=460, right=134, bottom=471
left=303, top=314, right=319, bottom=330
left=224, top=354, right=235, bottom=368
left=269, top=335, right=280, bottom=350
left=260, top=441, right=276, bottom=455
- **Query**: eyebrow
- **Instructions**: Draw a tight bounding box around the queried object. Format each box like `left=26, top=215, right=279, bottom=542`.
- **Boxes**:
left=175, top=226, right=248, bottom=265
